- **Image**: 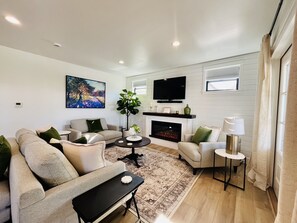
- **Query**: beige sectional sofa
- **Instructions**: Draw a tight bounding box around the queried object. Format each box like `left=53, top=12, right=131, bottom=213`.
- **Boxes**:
left=8, top=128, right=126, bottom=223
left=68, top=118, right=122, bottom=144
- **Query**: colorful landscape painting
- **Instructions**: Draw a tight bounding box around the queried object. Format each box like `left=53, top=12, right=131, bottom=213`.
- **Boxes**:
left=66, top=75, right=106, bottom=108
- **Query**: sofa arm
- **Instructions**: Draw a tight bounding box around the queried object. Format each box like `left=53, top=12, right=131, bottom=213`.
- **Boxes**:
left=199, top=142, right=226, bottom=168
left=67, top=128, right=82, bottom=141
left=107, top=124, right=119, bottom=131
left=183, top=134, right=194, bottom=142
left=17, top=161, right=126, bottom=223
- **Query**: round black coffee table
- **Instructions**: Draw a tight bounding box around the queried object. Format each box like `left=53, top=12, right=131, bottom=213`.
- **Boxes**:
left=114, top=136, right=151, bottom=168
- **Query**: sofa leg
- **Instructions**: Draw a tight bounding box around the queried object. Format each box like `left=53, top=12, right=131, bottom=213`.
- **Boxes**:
left=178, top=154, right=182, bottom=160
left=193, top=168, right=197, bottom=175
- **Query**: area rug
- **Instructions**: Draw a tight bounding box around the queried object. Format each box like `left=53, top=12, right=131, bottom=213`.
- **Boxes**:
left=105, top=146, right=202, bottom=223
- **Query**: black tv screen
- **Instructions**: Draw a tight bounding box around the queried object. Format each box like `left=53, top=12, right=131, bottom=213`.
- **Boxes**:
left=153, top=76, right=186, bottom=100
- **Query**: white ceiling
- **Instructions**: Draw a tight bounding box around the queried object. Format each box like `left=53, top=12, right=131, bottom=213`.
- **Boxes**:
left=0, top=0, right=279, bottom=76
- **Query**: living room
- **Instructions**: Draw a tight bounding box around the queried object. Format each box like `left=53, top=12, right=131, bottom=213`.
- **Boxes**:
left=1, top=0, right=297, bottom=223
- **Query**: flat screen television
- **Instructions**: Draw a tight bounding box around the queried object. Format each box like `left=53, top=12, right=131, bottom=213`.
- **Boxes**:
left=153, top=76, right=186, bottom=101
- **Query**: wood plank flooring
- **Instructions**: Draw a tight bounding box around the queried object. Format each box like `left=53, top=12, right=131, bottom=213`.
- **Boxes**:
left=102, top=144, right=274, bottom=223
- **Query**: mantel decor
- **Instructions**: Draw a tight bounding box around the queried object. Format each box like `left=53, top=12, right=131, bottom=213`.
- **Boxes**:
left=66, top=75, right=106, bottom=108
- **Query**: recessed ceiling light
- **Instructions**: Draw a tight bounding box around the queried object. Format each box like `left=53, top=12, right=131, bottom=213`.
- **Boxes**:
left=4, top=16, right=21, bottom=25
left=172, top=40, right=180, bottom=47
left=119, top=60, right=124, bottom=64
left=53, top=43, right=62, bottom=48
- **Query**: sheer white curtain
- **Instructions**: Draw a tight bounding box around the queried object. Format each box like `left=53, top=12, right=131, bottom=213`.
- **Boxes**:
left=275, top=9, right=297, bottom=222
left=247, top=34, right=273, bottom=191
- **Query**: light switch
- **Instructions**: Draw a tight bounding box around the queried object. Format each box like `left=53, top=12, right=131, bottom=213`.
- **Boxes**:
left=15, top=102, right=23, bottom=108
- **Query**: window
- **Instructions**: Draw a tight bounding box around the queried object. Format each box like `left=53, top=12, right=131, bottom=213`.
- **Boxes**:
left=132, top=80, right=147, bottom=95
left=204, top=65, right=240, bottom=92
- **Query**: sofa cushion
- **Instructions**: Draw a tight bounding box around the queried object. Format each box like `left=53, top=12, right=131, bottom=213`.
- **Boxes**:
left=39, top=127, right=61, bottom=143
left=86, top=119, right=103, bottom=132
left=70, top=119, right=88, bottom=133
left=0, top=136, right=11, bottom=179
left=61, top=141, right=106, bottom=175
left=0, top=180, right=10, bottom=209
left=18, top=134, right=46, bottom=155
left=204, top=125, right=221, bottom=142
left=178, top=142, right=201, bottom=162
left=82, top=133, right=104, bottom=144
left=192, top=126, right=212, bottom=145
left=15, top=128, right=36, bottom=139
left=100, top=118, right=108, bottom=130
left=98, top=130, right=122, bottom=141
left=24, top=141, right=79, bottom=187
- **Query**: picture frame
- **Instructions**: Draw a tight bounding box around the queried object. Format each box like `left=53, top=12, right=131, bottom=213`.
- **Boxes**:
left=162, top=107, right=171, bottom=113
left=66, top=75, right=106, bottom=108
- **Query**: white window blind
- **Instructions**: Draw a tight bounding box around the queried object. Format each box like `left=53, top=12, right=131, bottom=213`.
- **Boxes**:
left=132, top=80, right=147, bottom=95
left=204, top=65, right=240, bottom=92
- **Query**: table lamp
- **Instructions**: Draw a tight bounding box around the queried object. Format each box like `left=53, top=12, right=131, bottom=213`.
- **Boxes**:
left=223, top=117, right=245, bottom=155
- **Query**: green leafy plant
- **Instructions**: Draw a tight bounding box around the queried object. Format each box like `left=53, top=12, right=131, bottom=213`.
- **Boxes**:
left=130, top=124, right=141, bottom=134
left=116, top=89, right=141, bottom=130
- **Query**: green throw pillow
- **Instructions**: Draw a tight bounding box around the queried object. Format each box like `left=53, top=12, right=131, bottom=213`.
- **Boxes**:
left=0, top=135, right=12, bottom=179
left=86, top=119, right=103, bottom=132
left=39, top=127, right=61, bottom=143
left=192, top=126, right=212, bottom=145
left=73, top=136, right=87, bottom=144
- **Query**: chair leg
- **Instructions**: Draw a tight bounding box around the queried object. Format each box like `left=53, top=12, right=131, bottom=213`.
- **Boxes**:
left=193, top=168, right=197, bottom=175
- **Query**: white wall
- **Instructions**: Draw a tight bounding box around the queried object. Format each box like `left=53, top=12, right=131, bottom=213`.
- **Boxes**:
left=127, top=53, right=259, bottom=157
left=0, top=45, right=125, bottom=137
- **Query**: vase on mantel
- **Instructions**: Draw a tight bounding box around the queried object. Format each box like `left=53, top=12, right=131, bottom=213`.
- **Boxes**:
left=184, top=104, right=191, bottom=115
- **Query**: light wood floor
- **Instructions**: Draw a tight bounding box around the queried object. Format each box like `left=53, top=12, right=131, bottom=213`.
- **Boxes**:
left=102, top=144, right=275, bottom=223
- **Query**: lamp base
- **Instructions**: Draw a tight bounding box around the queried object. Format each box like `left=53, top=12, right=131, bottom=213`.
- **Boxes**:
left=226, top=135, right=241, bottom=155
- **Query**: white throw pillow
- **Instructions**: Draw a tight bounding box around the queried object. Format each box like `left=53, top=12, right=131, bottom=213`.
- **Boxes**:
left=61, top=141, right=106, bottom=175
left=203, top=125, right=221, bottom=142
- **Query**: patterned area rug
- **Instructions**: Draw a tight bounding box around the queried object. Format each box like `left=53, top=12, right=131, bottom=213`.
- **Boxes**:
left=105, top=146, right=201, bottom=223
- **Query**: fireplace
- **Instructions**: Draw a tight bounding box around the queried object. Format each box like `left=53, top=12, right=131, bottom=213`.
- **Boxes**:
left=150, top=120, right=182, bottom=142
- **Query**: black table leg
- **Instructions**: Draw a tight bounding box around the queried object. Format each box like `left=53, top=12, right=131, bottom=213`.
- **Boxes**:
left=132, top=190, right=141, bottom=220
left=77, top=213, right=81, bottom=223
left=117, top=147, right=143, bottom=168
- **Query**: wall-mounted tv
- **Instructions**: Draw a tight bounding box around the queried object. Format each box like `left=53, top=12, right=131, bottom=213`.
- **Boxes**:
left=153, top=76, right=186, bottom=102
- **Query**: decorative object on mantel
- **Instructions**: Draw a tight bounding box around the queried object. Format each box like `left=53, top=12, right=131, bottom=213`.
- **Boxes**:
left=184, top=104, right=191, bottom=115
left=223, top=117, right=245, bottom=155
left=162, top=107, right=171, bottom=113
left=116, top=89, right=141, bottom=130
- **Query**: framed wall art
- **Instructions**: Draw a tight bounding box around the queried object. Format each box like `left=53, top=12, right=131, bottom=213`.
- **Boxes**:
left=66, top=75, right=106, bottom=108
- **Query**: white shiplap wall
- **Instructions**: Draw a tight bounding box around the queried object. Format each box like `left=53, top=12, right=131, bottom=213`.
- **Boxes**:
left=126, top=53, right=259, bottom=157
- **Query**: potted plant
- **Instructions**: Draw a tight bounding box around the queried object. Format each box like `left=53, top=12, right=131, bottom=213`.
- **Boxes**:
left=116, top=89, right=141, bottom=130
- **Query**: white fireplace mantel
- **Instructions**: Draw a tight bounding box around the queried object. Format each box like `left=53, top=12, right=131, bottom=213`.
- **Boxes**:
left=143, top=112, right=196, bottom=149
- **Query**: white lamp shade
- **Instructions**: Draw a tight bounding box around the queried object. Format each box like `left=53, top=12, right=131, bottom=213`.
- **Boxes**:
left=223, top=117, right=245, bottom=135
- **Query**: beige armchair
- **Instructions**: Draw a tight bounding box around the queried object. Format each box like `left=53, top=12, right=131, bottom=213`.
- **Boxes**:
left=178, top=133, right=226, bottom=175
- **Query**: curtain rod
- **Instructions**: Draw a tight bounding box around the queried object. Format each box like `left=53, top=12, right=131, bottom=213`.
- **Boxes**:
left=269, top=0, right=284, bottom=36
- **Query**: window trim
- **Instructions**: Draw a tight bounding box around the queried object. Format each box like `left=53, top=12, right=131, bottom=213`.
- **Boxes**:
left=205, top=78, right=239, bottom=92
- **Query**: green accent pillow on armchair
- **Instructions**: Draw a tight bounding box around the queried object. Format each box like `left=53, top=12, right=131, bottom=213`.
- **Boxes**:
left=192, top=126, right=212, bottom=145
left=0, top=135, right=12, bottom=179
left=39, top=127, right=61, bottom=143
left=86, top=119, right=103, bottom=132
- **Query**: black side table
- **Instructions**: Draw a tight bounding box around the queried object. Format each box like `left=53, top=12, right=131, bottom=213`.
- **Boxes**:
left=72, top=171, right=144, bottom=223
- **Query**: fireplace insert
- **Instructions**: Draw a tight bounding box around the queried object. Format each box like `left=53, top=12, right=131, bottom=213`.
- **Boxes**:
left=150, top=120, right=182, bottom=142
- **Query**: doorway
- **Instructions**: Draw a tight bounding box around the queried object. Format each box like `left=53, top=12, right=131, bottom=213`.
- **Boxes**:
left=273, top=46, right=291, bottom=199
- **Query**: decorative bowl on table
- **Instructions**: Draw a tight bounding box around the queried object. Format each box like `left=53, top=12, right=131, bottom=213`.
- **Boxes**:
left=126, top=135, right=142, bottom=142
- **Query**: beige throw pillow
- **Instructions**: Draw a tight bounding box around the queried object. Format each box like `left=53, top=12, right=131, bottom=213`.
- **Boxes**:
left=203, top=125, right=221, bottom=142
left=61, top=141, right=106, bottom=175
